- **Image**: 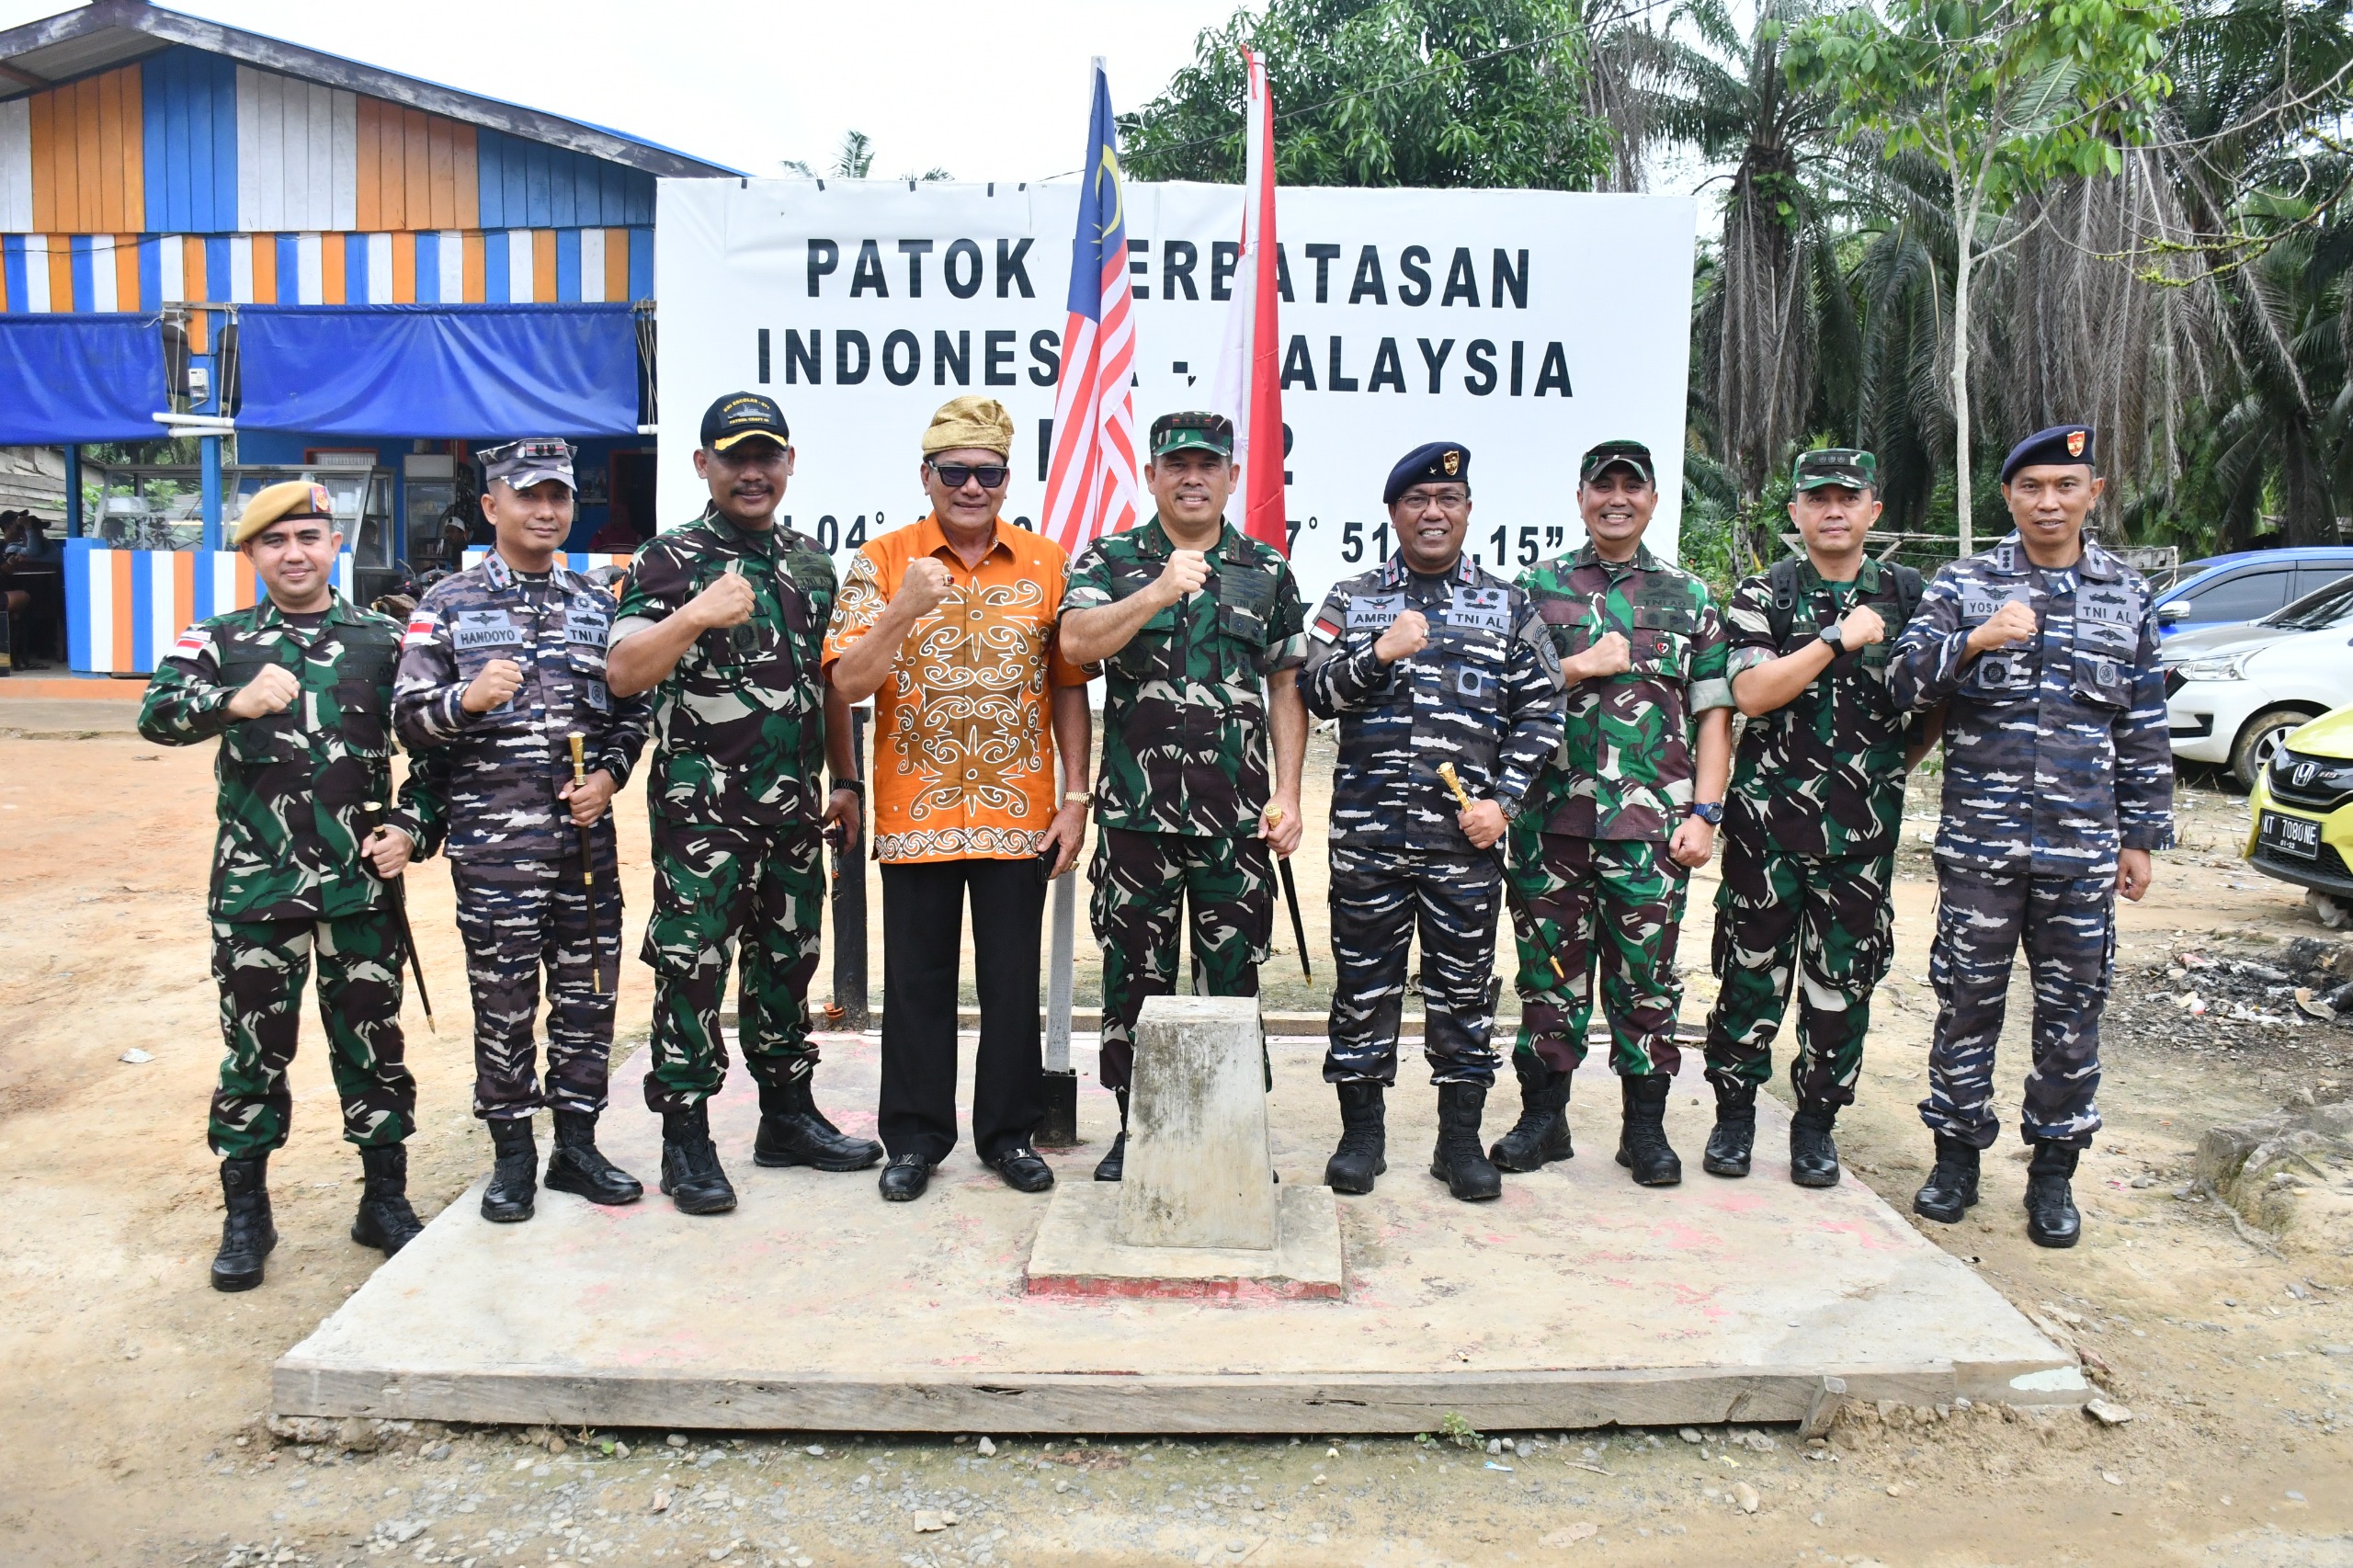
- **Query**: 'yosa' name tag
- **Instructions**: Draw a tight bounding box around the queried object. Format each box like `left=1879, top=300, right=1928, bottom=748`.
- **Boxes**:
left=1449, top=586, right=1510, bottom=633
left=451, top=612, right=525, bottom=653
left=1347, top=592, right=1405, bottom=632
left=1961, top=587, right=2029, bottom=620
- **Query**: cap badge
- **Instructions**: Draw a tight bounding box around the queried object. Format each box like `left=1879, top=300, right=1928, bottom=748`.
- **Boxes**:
left=1442, top=450, right=1461, bottom=476
left=2067, top=430, right=2086, bottom=457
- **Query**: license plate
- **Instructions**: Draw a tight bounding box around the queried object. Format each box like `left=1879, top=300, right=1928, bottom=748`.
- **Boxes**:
left=2261, top=811, right=2323, bottom=861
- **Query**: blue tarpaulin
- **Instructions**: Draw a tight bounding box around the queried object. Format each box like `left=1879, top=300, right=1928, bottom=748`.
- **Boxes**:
left=0, top=314, right=165, bottom=443
left=237, top=304, right=641, bottom=437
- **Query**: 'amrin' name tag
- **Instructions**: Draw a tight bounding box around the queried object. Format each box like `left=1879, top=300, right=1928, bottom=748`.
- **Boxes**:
left=451, top=612, right=525, bottom=652
left=1346, top=592, right=1405, bottom=631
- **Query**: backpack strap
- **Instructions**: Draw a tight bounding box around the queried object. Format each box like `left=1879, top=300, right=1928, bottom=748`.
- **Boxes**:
left=1764, top=555, right=1806, bottom=646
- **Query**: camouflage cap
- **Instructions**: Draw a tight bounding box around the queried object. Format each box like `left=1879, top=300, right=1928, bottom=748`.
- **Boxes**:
left=230, top=480, right=336, bottom=548
left=1579, top=438, right=1654, bottom=486
left=479, top=437, right=576, bottom=493
left=1150, top=411, right=1234, bottom=459
left=1791, top=448, right=1877, bottom=492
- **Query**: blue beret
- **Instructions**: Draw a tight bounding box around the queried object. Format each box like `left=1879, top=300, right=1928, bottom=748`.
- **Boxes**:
left=2000, top=425, right=2095, bottom=484
left=1384, top=441, right=1471, bottom=505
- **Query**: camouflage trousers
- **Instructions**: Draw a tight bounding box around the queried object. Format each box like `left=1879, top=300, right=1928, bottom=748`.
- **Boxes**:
left=1703, top=836, right=1895, bottom=1108
left=1922, top=865, right=2114, bottom=1150
left=1325, top=846, right=1501, bottom=1087
left=640, top=812, right=824, bottom=1113
left=1090, top=826, right=1274, bottom=1092
left=208, top=907, right=414, bottom=1158
left=451, top=836, right=622, bottom=1122
left=1507, top=827, right=1690, bottom=1077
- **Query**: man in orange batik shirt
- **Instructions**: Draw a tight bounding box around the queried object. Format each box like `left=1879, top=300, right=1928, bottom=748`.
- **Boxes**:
left=824, top=395, right=1093, bottom=1204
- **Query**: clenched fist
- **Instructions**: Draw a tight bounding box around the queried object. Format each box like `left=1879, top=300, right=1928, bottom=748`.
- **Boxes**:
left=1374, top=609, right=1429, bottom=665
left=226, top=663, right=300, bottom=721
left=1837, top=603, right=1886, bottom=648
left=1572, top=629, right=1632, bottom=680
left=900, top=557, right=954, bottom=617
left=1154, top=549, right=1211, bottom=605
left=362, top=824, right=414, bottom=878
left=687, top=572, right=757, bottom=631
left=1967, top=599, right=2038, bottom=655
left=461, top=657, right=524, bottom=713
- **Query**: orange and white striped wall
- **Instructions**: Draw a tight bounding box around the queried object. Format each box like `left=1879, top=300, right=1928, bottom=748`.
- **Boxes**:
left=65, top=540, right=355, bottom=674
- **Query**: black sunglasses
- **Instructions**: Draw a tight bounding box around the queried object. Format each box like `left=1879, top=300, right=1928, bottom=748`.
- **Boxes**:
left=929, top=461, right=1010, bottom=490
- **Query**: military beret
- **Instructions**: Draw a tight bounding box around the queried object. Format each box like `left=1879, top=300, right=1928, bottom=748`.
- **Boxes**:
left=231, top=480, right=337, bottom=548
left=923, top=394, right=1017, bottom=458
left=1792, top=448, right=1877, bottom=492
left=1384, top=441, right=1471, bottom=505
left=700, top=391, right=790, bottom=453
left=479, top=437, right=576, bottom=493
left=2000, top=424, right=2095, bottom=483
left=1579, top=438, right=1655, bottom=485
left=1151, top=410, right=1234, bottom=460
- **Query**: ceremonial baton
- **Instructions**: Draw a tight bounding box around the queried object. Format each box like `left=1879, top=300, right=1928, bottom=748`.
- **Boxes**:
left=360, top=799, right=437, bottom=1032
left=568, top=732, right=605, bottom=996
left=1263, top=806, right=1313, bottom=983
left=1437, top=762, right=1564, bottom=983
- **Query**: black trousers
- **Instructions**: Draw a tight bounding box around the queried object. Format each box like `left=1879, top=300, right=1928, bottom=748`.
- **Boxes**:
left=879, top=858, right=1048, bottom=1164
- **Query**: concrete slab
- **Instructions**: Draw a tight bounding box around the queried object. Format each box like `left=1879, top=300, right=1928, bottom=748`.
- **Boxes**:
left=273, top=1035, right=2084, bottom=1434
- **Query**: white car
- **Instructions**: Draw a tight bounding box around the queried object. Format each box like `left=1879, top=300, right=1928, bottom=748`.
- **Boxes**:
left=2166, top=574, right=2353, bottom=788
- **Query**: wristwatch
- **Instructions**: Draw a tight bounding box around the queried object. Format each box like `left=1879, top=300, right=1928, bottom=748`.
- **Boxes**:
left=1064, top=790, right=1094, bottom=807
left=830, top=778, right=863, bottom=799
left=1687, top=800, right=1724, bottom=826
left=1818, top=621, right=1846, bottom=653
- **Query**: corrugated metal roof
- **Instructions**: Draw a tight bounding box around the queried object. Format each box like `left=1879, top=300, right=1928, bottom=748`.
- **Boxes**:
left=0, top=0, right=736, bottom=179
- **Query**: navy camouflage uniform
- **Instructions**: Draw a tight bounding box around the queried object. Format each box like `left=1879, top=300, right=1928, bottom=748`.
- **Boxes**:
left=139, top=594, right=443, bottom=1158
left=1061, top=515, right=1307, bottom=1091
left=393, top=551, right=651, bottom=1121
left=1891, top=532, right=2173, bottom=1149
left=609, top=511, right=838, bottom=1113
left=1303, top=553, right=1564, bottom=1086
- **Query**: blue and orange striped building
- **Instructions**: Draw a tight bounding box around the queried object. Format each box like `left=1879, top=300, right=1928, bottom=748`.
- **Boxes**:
left=0, top=0, right=734, bottom=674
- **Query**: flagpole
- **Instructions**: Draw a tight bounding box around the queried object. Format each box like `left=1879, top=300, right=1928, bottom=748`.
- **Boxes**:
left=1038, top=54, right=1105, bottom=1152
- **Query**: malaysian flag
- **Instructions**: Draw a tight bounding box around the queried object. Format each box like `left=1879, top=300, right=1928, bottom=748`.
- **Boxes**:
left=1039, top=61, right=1140, bottom=555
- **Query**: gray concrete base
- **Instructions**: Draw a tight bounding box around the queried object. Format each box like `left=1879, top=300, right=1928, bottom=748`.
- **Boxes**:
left=271, top=1035, right=2085, bottom=1434
left=1027, top=1183, right=1345, bottom=1301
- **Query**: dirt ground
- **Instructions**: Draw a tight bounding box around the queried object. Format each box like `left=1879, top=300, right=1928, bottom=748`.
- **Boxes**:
left=6, top=695, right=2353, bottom=1566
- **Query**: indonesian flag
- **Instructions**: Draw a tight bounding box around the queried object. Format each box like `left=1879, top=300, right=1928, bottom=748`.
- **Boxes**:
left=1039, top=62, right=1141, bottom=555
left=1211, top=48, right=1287, bottom=554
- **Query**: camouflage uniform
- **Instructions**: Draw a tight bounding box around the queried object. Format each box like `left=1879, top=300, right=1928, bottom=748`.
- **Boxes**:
left=1303, top=553, right=1564, bottom=1085
left=1891, top=533, right=2173, bottom=1149
left=1061, top=516, right=1307, bottom=1090
left=394, top=551, right=651, bottom=1119
left=1704, top=557, right=1916, bottom=1106
left=608, top=511, right=837, bottom=1113
left=138, top=595, right=443, bottom=1158
left=1509, top=543, right=1733, bottom=1077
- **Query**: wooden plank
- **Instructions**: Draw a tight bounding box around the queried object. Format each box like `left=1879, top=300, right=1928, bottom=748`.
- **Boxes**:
left=604, top=225, right=628, bottom=303
left=250, top=227, right=276, bottom=303
left=532, top=225, right=556, bottom=305
left=73, top=75, right=100, bottom=233
left=44, top=233, right=69, bottom=312
left=390, top=230, right=415, bottom=303
left=117, top=66, right=142, bottom=236
left=95, top=68, right=124, bottom=233
left=25, top=82, right=52, bottom=233
left=319, top=230, right=344, bottom=305
left=114, top=231, right=140, bottom=311
left=401, top=106, right=430, bottom=232
left=208, top=53, right=237, bottom=233
left=451, top=121, right=478, bottom=231
left=461, top=227, right=483, bottom=302
left=329, top=86, right=356, bottom=231
left=352, top=94, right=379, bottom=231
left=426, top=114, right=455, bottom=231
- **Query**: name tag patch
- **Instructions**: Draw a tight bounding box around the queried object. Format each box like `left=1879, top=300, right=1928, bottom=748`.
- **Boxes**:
left=1347, top=592, right=1405, bottom=632
left=565, top=603, right=611, bottom=644
left=1961, top=586, right=2030, bottom=619
left=1449, top=586, right=1510, bottom=633
left=451, top=611, right=525, bottom=653
left=2076, top=585, right=2136, bottom=624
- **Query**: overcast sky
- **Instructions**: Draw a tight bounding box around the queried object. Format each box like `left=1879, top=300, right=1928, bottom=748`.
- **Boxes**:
left=0, top=0, right=1245, bottom=182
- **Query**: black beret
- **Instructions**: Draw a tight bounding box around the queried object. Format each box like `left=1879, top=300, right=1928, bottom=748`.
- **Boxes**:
left=1384, top=441, right=1471, bottom=506
left=2000, top=425, right=2095, bottom=483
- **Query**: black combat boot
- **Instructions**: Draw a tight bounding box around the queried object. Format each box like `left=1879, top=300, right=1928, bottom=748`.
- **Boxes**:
left=661, top=1103, right=738, bottom=1215
left=1487, top=1055, right=1573, bottom=1172
left=2024, top=1142, right=2083, bottom=1248
left=1614, top=1074, right=1683, bottom=1186
left=351, top=1143, right=425, bottom=1256
left=1094, top=1088, right=1130, bottom=1182
left=1701, top=1079, right=1756, bottom=1178
left=1429, top=1082, right=1504, bottom=1201
left=1912, top=1134, right=1981, bottom=1223
left=753, top=1074, right=884, bottom=1171
left=1324, top=1081, right=1388, bottom=1195
left=1789, top=1102, right=1842, bottom=1188
left=480, top=1116, right=538, bottom=1223
left=544, top=1109, right=643, bottom=1206
left=210, top=1153, right=277, bottom=1292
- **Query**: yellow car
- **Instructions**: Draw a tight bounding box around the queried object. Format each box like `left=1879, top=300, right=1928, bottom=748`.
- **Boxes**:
left=2245, top=704, right=2353, bottom=898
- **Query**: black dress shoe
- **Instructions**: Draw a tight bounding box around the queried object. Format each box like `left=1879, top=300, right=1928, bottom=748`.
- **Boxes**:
left=989, top=1145, right=1056, bottom=1194
left=879, top=1153, right=932, bottom=1202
